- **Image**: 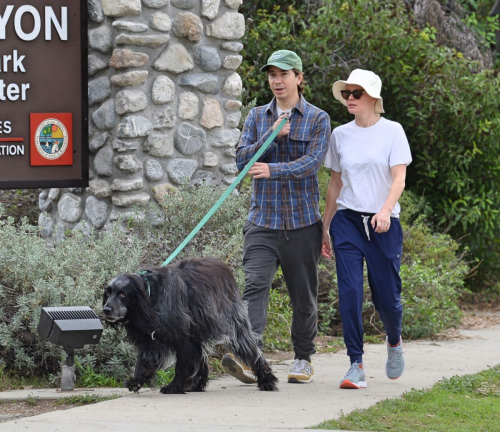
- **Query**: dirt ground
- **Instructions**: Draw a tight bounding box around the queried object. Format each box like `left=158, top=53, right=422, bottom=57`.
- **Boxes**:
left=1, top=306, right=499, bottom=423
left=0, top=400, right=78, bottom=423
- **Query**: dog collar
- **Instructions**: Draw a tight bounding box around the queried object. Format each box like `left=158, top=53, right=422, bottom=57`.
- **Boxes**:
left=138, top=271, right=151, bottom=297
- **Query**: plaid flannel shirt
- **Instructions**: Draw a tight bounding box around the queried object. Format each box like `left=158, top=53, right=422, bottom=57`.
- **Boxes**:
left=236, top=95, right=331, bottom=230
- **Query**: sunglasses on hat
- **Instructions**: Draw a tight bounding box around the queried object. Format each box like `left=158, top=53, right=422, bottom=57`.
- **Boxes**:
left=340, top=89, right=365, bottom=100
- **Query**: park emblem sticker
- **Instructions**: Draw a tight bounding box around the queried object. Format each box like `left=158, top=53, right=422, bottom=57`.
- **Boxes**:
left=35, top=120, right=68, bottom=159
left=30, top=113, right=73, bottom=166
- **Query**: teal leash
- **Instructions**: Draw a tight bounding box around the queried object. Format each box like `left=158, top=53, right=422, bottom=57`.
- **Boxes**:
left=160, top=117, right=288, bottom=267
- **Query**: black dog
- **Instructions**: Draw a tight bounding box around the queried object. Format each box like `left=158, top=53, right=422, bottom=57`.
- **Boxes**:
left=103, top=257, right=278, bottom=393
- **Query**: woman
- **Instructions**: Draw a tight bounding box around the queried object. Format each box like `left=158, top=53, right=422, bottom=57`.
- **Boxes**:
left=322, top=69, right=412, bottom=389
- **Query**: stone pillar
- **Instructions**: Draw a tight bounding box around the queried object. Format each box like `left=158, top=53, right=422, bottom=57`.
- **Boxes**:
left=39, top=0, right=245, bottom=238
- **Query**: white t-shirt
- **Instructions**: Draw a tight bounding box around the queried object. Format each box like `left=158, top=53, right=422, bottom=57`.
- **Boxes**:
left=324, top=117, right=412, bottom=217
left=277, top=106, right=291, bottom=118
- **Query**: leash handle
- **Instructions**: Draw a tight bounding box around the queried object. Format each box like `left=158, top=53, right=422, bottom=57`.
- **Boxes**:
left=161, top=117, right=288, bottom=267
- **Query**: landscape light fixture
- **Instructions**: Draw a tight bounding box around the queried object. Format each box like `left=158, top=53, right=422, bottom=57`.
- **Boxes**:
left=37, top=306, right=103, bottom=391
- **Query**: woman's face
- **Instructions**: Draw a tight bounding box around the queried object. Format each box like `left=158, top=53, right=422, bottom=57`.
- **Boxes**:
left=344, top=84, right=377, bottom=115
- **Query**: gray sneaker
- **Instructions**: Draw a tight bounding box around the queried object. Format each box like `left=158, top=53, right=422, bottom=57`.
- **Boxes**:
left=386, top=336, right=405, bottom=380
left=340, top=361, right=367, bottom=389
left=287, top=359, right=314, bottom=383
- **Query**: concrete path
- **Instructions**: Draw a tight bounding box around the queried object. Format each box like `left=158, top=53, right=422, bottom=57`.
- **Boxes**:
left=1, top=325, right=499, bottom=432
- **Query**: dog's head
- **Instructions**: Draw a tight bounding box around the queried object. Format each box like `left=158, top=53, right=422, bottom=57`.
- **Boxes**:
left=102, top=273, right=148, bottom=323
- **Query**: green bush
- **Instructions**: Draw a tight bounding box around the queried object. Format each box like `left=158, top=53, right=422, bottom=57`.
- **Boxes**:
left=0, top=185, right=251, bottom=379
left=262, top=287, right=293, bottom=351
left=0, top=205, right=144, bottom=379
left=240, top=0, right=500, bottom=290
left=133, top=185, right=251, bottom=287
left=399, top=261, right=462, bottom=338
left=397, top=195, right=468, bottom=337
left=75, top=359, right=121, bottom=388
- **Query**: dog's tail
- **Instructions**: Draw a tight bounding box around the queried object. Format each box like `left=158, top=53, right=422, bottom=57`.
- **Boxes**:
left=228, top=303, right=278, bottom=391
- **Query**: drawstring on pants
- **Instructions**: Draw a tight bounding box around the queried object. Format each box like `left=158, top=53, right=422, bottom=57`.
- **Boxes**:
left=361, top=215, right=371, bottom=241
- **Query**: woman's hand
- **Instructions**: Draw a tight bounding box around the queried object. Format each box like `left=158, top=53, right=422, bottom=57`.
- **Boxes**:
left=372, top=211, right=391, bottom=233
left=373, top=164, right=407, bottom=234
left=321, top=229, right=333, bottom=259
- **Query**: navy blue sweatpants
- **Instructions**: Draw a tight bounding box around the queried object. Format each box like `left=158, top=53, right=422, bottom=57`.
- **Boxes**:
left=329, top=209, right=403, bottom=365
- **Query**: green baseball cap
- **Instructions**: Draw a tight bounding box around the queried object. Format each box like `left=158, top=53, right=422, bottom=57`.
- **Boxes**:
left=261, top=50, right=303, bottom=72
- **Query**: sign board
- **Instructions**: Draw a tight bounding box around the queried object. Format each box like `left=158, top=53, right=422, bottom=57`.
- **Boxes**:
left=0, top=1, right=88, bottom=189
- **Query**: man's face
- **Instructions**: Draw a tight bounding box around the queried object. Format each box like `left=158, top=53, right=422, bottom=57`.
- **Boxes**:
left=267, top=66, right=302, bottom=102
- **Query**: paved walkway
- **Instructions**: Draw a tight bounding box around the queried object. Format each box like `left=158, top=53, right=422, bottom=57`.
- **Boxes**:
left=1, top=325, right=499, bottom=432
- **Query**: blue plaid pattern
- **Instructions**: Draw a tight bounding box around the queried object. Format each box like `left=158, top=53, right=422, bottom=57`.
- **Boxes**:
left=236, top=96, right=331, bottom=230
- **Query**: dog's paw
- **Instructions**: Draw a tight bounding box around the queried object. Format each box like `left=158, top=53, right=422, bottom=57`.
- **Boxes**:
left=160, top=384, right=185, bottom=395
left=186, top=377, right=207, bottom=392
left=125, top=378, right=143, bottom=393
left=257, top=371, right=279, bottom=391
left=258, top=380, right=279, bottom=391
left=186, top=385, right=204, bottom=392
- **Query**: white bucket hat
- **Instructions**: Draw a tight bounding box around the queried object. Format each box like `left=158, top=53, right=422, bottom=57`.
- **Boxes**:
left=332, top=69, right=385, bottom=114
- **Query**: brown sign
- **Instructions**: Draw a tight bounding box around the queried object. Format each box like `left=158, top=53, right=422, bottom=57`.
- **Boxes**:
left=0, top=0, right=87, bottom=189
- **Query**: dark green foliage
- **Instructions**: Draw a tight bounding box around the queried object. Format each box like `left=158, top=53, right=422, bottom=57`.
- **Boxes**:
left=262, top=287, right=293, bottom=351
left=75, top=359, right=121, bottom=388
left=455, top=0, right=497, bottom=17
left=240, top=0, right=500, bottom=290
left=155, top=368, right=175, bottom=387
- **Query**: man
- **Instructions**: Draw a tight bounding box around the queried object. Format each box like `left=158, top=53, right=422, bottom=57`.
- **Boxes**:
left=222, top=50, right=331, bottom=384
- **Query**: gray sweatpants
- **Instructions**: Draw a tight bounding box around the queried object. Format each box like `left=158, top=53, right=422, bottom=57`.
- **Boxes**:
left=241, top=220, right=322, bottom=359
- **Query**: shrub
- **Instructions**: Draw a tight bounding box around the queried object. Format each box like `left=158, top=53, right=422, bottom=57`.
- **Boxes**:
left=0, top=204, right=144, bottom=379
left=397, top=195, right=468, bottom=337
left=75, top=358, right=121, bottom=388
left=132, top=185, right=251, bottom=287
left=399, top=261, right=463, bottom=338
left=0, top=185, right=251, bottom=379
left=262, top=287, right=293, bottom=351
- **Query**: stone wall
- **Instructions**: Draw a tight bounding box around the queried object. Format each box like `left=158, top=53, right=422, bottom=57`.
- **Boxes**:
left=39, top=0, right=245, bottom=239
